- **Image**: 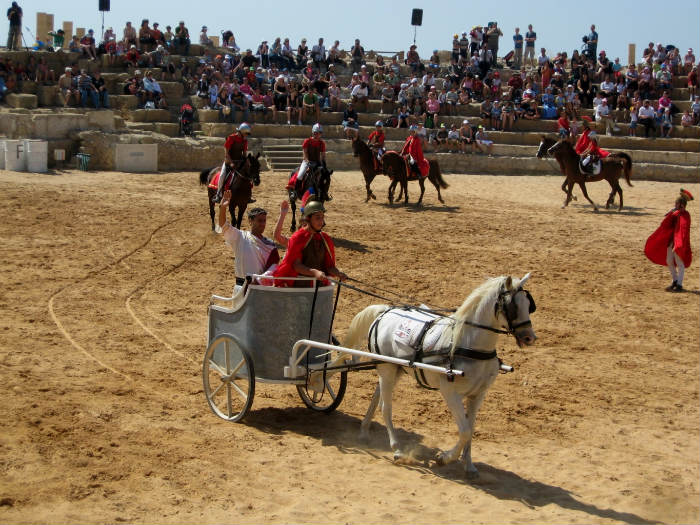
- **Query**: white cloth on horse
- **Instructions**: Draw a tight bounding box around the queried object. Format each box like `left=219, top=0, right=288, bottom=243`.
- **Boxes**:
left=220, top=222, right=276, bottom=280
left=372, top=307, right=452, bottom=359
left=297, top=160, right=309, bottom=182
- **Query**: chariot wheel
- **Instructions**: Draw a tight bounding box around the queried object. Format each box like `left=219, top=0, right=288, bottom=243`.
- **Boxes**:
left=297, top=369, right=347, bottom=413
left=203, top=334, right=255, bottom=422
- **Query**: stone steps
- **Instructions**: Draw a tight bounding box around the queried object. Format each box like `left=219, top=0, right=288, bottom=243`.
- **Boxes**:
left=262, top=143, right=303, bottom=172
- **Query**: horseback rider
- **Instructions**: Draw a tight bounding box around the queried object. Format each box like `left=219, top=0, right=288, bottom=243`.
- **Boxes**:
left=273, top=200, right=347, bottom=287
left=217, top=189, right=279, bottom=286
left=578, top=131, right=609, bottom=175
left=574, top=115, right=594, bottom=156
left=368, top=121, right=386, bottom=166
left=400, top=125, right=430, bottom=179
left=213, top=122, right=253, bottom=204
left=296, top=123, right=327, bottom=185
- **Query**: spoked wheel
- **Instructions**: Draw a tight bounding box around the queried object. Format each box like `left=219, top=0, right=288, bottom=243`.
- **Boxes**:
left=202, top=334, right=255, bottom=422
left=297, top=368, right=347, bottom=413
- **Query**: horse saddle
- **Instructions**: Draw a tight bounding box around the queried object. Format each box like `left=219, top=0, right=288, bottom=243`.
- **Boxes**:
left=579, top=156, right=601, bottom=176
left=403, top=156, right=424, bottom=181
left=208, top=169, right=232, bottom=190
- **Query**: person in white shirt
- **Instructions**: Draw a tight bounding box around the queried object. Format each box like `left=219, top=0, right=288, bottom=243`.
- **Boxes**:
left=351, top=82, right=369, bottom=112
left=637, top=99, right=657, bottom=137
left=199, top=26, right=213, bottom=46
left=312, top=38, right=326, bottom=69
left=537, top=48, right=549, bottom=68
left=217, top=190, right=279, bottom=285
left=595, top=98, right=614, bottom=135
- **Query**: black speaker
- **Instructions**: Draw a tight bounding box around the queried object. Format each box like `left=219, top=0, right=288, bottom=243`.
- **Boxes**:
left=411, top=8, right=422, bottom=26
left=99, top=0, right=110, bottom=12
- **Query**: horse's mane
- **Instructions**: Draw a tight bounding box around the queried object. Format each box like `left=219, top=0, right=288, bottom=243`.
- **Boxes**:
left=435, top=276, right=512, bottom=351
left=354, top=137, right=371, bottom=154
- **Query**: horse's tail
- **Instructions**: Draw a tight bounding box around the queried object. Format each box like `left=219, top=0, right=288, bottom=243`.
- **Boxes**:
left=343, top=304, right=390, bottom=349
left=431, top=161, right=449, bottom=189
left=199, top=167, right=214, bottom=186
left=616, top=152, right=633, bottom=187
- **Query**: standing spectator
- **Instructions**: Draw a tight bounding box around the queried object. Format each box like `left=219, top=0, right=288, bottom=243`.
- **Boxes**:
left=628, top=105, right=638, bottom=136
left=312, top=38, right=326, bottom=70
left=512, top=27, right=523, bottom=70
left=683, top=49, right=695, bottom=74
left=174, top=21, right=190, bottom=56
left=6, top=2, right=22, bottom=51
left=687, top=65, right=697, bottom=100
left=163, top=25, right=174, bottom=49
left=586, top=24, right=598, bottom=62
left=123, top=21, right=136, bottom=47
left=524, top=24, right=536, bottom=68
left=138, top=20, right=155, bottom=51
left=595, top=98, right=615, bottom=135
left=469, top=27, right=482, bottom=57
left=660, top=108, right=673, bottom=137
left=406, top=45, right=422, bottom=74
left=486, top=22, right=503, bottom=67
left=350, top=38, right=365, bottom=73
left=296, top=38, right=309, bottom=69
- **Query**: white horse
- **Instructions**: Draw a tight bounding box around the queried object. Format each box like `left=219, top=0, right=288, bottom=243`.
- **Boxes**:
left=343, top=274, right=537, bottom=478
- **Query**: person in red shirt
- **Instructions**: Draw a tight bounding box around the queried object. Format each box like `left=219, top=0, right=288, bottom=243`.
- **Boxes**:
left=400, top=125, right=429, bottom=178
left=578, top=132, right=609, bottom=175
left=645, top=189, right=694, bottom=292
left=574, top=116, right=594, bottom=154
left=213, top=122, right=252, bottom=204
left=557, top=109, right=571, bottom=140
left=273, top=200, right=347, bottom=287
left=367, top=121, right=386, bottom=167
left=296, top=123, right=327, bottom=184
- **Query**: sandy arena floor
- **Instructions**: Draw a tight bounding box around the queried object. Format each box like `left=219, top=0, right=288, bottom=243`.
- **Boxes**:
left=0, top=166, right=698, bottom=524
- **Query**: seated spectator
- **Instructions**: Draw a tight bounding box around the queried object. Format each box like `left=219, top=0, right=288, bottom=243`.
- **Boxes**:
left=351, top=81, right=369, bottom=112
left=327, top=80, right=341, bottom=112
left=595, top=98, right=615, bottom=135
left=681, top=48, right=695, bottom=74
left=281, top=38, right=295, bottom=70
left=229, top=86, right=249, bottom=123
left=406, top=45, right=422, bottom=73
left=479, top=98, right=493, bottom=122
left=406, top=78, right=423, bottom=112
left=425, top=90, right=441, bottom=128
left=372, top=66, right=386, bottom=97
left=380, top=83, right=395, bottom=114
left=691, top=96, right=700, bottom=125
left=490, top=100, right=502, bottom=131
left=501, top=99, right=515, bottom=131
left=76, top=69, right=98, bottom=108
left=474, top=125, right=494, bottom=156
left=199, top=26, right=213, bottom=47
left=48, top=28, right=65, bottom=50
left=174, top=21, right=191, bottom=56
left=523, top=99, right=540, bottom=120
left=445, top=85, right=459, bottom=115
left=660, top=107, right=673, bottom=137
left=557, top=109, right=571, bottom=139
left=447, top=124, right=460, bottom=151
left=429, top=49, right=440, bottom=71
left=222, top=31, right=239, bottom=52
left=58, top=67, right=79, bottom=107
left=680, top=110, right=693, bottom=128
left=432, top=123, right=449, bottom=151
left=143, top=70, right=167, bottom=108
left=638, top=99, right=657, bottom=137
left=36, top=57, right=55, bottom=84
left=302, top=87, right=320, bottom=123
left=163, top=26, right=174, bottom=49
left=125, top=45, right=140, bottom=68
left=328, top=40, right=344, bottom=67
left=151, top=23, right=164, bottom=46
left=459, top=119, right=476, bottom=154
left=79, top=29, right=97, bottom=60
left=458, top=88, right=471, bottom=106
left=92, top=71, right=109, bottom=108
left=342, top=101, right=360, bottom=138
left=397, top=104, right=410, bottom=128
left=656, top=64, right=672, bottom=91
left=286, top=85, right=302, bottom=125
left=296, top=38, right=309, bottom=69
left=68, top=35, right=81, bottom=54
left=311, top=38, right=326, bottom=69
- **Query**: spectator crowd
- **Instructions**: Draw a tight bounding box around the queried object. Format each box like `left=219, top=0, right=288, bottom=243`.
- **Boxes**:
left=2, top=16, right=699, bottom=141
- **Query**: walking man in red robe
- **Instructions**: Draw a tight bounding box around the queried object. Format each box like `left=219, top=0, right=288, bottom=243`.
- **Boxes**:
left=645, top=189, right=694, bottom=292
left=400, top=125, right=429, bottom=178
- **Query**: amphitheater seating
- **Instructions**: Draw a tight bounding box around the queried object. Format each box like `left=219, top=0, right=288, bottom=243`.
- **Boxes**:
left=1, top=47, right=698, bottom=182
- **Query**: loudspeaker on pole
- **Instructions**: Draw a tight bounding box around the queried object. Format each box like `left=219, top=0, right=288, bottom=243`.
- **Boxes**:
left=411, top=8, right=423, bottom=26
left=99, top=0, right=110, bottom=12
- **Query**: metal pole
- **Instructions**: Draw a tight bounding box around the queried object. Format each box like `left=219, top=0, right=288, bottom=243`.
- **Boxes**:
left=413, top=26, right=416, bottom=46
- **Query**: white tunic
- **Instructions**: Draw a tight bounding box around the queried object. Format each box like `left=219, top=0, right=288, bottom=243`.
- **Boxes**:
left=221, top=222, right=276, bottom=279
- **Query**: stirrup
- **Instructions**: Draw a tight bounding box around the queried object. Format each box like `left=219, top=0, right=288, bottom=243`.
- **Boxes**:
left=212, top=193, right=223, bottom=204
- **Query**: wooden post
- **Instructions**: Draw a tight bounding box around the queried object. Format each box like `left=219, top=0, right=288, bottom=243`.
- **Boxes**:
left=628, top=43, right=636, bottom=66
left=210, top=35, right=220, bottom=48
left=76, top=27, right=85, bottom=38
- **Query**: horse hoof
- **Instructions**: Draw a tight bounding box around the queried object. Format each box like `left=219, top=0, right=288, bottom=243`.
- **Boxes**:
left=371, top=194, right=377, bottom=200
left=465, top=469, right=480, bottom=480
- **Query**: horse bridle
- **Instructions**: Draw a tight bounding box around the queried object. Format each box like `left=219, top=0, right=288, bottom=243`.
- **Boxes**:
left=462, top=287, right=536, bottom=336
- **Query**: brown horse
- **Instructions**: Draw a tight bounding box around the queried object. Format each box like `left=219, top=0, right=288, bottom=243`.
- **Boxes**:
left=385, top=152, right=448, bottom=205
left=536, top=136, right=632, bottom=211
left=199, top=152, right=261, bottom=230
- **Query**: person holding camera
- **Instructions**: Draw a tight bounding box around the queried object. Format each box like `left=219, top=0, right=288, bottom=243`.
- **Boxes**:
left=6, top=2, right=22, bottom=50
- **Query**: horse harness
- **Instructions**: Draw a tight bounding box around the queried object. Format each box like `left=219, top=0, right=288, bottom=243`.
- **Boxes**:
left=366, top=286, right=535, bottom=390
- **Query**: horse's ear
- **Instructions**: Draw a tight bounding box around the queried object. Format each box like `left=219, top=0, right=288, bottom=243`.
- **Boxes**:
left=520, top=272, right=531, bottom=286
left=256, top=152, right=261, bottom=159
left=505, top=276, right=513, bottom=290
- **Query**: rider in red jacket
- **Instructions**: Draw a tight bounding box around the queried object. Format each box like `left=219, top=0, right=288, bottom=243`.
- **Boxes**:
left=213, top=122, right=251, bottom=203
left=400, top=125, right=429, bottom=177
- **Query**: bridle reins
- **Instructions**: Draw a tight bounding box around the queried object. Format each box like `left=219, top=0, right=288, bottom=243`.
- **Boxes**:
left=461, top=287, right=536, bottom=336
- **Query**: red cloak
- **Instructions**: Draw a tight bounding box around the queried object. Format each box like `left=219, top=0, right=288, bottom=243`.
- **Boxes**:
left=644, top=209, right=692, bottom=268
left=273, top=228, right=336, bottom=287
left=400, top=135, right=429, bottom=177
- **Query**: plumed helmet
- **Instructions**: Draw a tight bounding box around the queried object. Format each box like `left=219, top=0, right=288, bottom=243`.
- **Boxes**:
left=375, top=120, right=383, bottom=127
left=238, top=122, right=252, bottom=134
left=680, top=188, right=694, bottom=202
left=312, top=123, right=323, bottom=134
left=302, top=199, right=326, bottom=218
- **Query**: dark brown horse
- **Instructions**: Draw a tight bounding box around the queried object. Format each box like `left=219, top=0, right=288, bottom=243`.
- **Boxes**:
left=351, top=136, right=390, bottom=202
left=536, top=136, right=632, bottom=211
left=199, top=152, right=261, bottom=230
left=287, top=162, right=333, bottom=231
left=383, top=151, right=448, bottom=205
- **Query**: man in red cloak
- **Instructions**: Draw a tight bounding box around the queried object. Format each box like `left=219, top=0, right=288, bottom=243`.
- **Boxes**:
left=273, top=200, right=347, bottom=287
left=400, top=125, right=429, bottom=178
left=644, top=189, right=694, bottom=292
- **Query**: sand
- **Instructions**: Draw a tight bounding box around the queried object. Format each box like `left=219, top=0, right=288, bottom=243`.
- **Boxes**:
left=0, top=166, right=698, bottom=524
